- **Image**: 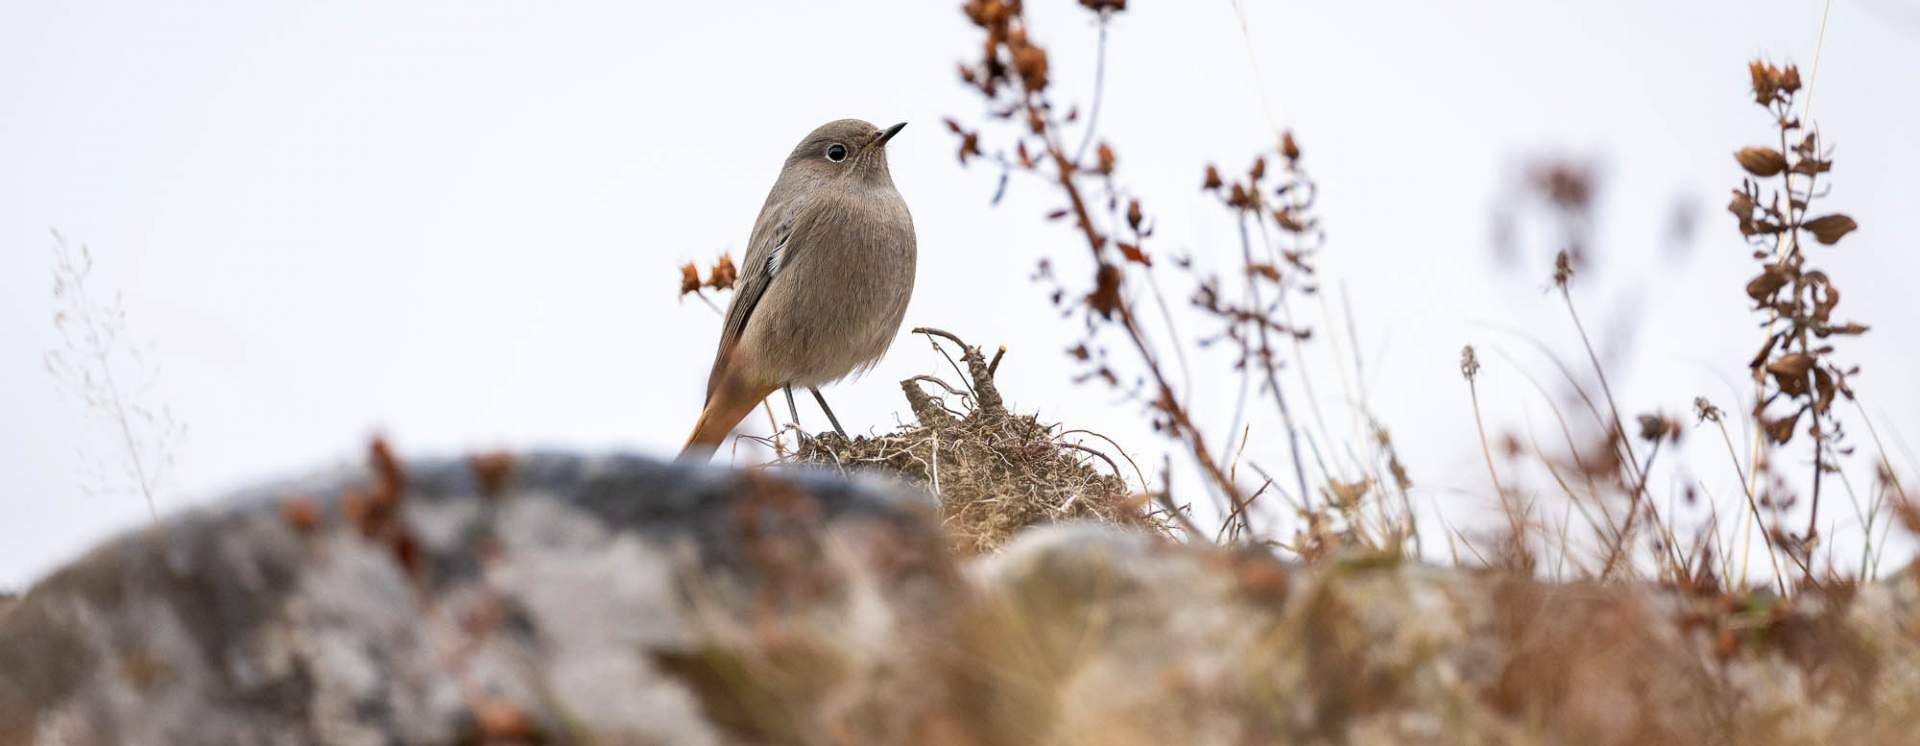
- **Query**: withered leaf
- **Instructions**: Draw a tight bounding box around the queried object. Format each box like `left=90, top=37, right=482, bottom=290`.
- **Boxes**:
left=1280, top=130, right=1301, bottom=161
left=1126, top=198, right=1143, bottom=230
left=1727, top=189, right=1754, bottom=218
left=1803, top=214, right=1857, bottom=245
left=1095, top=142, right=1116, bottom=174
left=1749, top=335, right=1779, bottom=370
left=957, top=132, right=981, bottom=165
left=1117, top=242, right=1151, bottom=266
left=1765, top=352, right=1815, bottom=396
left=1795, top=131, right=1820, bottom=156
left=1789, top=158, right=1831, bottom=175
left=1818, top=321, right=1869, bottom=337
left=1735, top=147, right=1787, bottom=177
left=1046, top=208, right=1070, bottom=221
left=1745, top=265, right=1791, bottom=302
left=1203, top=164, right=1223, bottom=191
left=1764, top=410, right=1802, bottom=444
left=1086, top=262, right=1123, bottom=319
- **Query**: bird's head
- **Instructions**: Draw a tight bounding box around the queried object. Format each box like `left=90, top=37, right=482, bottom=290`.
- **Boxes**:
left=781, top=118, right=906, bottom=187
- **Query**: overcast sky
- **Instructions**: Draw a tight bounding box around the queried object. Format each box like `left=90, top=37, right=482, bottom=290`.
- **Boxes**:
left=5, top=0, right=1918, bottom=588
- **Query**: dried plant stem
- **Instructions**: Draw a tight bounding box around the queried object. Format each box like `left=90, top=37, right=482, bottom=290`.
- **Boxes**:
left=1715, top=418, right=1788, bottom=595
left=690, top=290, right=724, bottom=315
left=1056, top=428, right=1151, bottom=493
left=1774, top=120, right=1825, bottom=547
left=1070, top=16, right=1111, bottom=166
left=762, top=400, right=785, bottom=459
left=1803, top=0, right=1834, bottom=125
left=48, top=237, right=170, bottom=522
left=1557, top=287, right=1643, bottom=484
left=1522, top=420, right=1608, bottom=558
left=1025, top=104, right=1248, bottom=518
left=97, top=354, right=159, bottom=521
left=1852, top=399, right=1907, bottom=577
left=1237, top=214, right=1313, bottom=511
left=1490, top=345, right=1611, bottom=521
left=1466, top=373, right=1524, bottom=546
left=1599, top=442, right=1667, bottom=580
left=1855, top=399, right=1910, bottom=506
left=1251, top=216, right=1339, bottom=479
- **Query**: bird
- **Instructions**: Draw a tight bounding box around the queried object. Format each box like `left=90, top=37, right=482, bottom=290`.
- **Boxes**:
left=680, top=119, right=916, bottom=458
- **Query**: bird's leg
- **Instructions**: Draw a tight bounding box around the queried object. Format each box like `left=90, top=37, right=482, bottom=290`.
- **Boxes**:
left=809, top=387, right=850, bottom=440
left=783, top=384, right=802, bottom=429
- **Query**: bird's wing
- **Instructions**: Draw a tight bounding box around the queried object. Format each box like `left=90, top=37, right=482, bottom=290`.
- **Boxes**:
left=707, top=195, right=815, bottom=401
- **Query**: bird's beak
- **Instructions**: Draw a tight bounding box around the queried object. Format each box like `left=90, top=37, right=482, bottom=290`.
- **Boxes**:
left=875, top=122, right=907, bottom=147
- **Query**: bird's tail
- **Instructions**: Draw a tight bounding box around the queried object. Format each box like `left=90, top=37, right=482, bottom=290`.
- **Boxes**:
left=679, top=377, right=777, bottom=460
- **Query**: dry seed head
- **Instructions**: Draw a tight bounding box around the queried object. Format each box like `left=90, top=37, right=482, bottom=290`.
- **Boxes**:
left=678, top=262, right=701, bottom=295
left=705, top=255, right=737, bottom=290
left=1636, top=413, right=1683, bottom=443
left=1552, top=250, right=1574, bottom=288
left=1460, top=345, right=1481, bottom=381
left=1748, top=60, right=1784, bottom=105
left=1779, top=65, right=1801, bottom=93
left=1202, top=164, right=1223, bottom=191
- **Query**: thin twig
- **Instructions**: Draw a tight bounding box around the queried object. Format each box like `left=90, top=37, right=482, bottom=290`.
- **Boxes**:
left=1237, top=213, right=1313, bottom=511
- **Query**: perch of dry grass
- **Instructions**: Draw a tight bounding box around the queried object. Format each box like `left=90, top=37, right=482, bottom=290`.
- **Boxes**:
left=779, top=328, right=1170, bottom=555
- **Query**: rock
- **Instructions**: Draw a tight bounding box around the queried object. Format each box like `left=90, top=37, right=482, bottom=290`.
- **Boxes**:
left=961, top=525, right=1920, bottom=745
left=4, top=449, right=1918, bottom=745
left=0, top=450, right=964, bottom=745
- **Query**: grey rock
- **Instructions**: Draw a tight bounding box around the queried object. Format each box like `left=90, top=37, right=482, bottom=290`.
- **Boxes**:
left=0, top=453, right=962, bottom=745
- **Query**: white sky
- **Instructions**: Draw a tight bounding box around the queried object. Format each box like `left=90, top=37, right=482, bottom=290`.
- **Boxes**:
left=5, top=0, right=1918, bottom=588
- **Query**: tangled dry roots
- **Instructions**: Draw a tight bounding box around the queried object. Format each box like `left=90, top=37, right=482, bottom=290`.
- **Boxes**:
left=787, top=328, right=1169, bottom=555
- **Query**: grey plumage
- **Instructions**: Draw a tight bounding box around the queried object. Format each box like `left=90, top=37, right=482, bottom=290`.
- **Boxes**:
left=682, top=119, right=917, bottom=456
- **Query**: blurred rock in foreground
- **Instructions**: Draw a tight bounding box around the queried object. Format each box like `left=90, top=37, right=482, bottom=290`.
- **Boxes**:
left=2, top=450, right=1917, bottom=745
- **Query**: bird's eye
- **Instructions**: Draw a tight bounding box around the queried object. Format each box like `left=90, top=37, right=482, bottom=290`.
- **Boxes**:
left=825, top=143, right=848, bottom=162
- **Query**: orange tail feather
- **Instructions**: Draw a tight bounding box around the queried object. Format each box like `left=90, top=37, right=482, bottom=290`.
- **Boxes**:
left=679, top=376, right=777, bottom=460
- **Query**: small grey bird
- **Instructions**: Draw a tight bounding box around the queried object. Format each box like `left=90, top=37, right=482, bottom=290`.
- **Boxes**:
left=681, top=119, right=916, bottom=457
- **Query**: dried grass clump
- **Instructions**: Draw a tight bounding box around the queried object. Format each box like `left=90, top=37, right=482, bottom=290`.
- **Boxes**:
left=785, top=328, right=1169, bottom=555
